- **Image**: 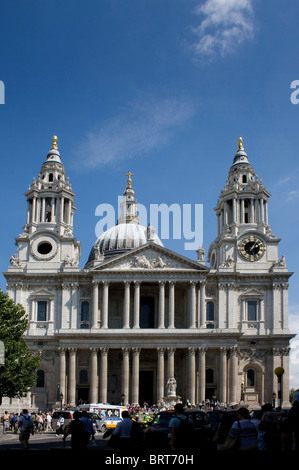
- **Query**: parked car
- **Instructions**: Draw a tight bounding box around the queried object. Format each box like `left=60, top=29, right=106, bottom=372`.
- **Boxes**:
left=143, top=409, right=212, bottom=450
left=206, top=409, right=238, bottom=434
left=52, top=410, right=106, bottom=433
left=51, top=410, right=74, bottom=431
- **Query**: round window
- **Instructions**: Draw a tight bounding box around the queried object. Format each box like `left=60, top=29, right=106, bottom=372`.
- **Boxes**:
left=37, top=242, right=53, bottom=255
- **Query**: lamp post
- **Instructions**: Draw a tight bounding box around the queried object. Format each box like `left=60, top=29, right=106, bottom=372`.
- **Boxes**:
left=59, top=392, right=64, bottom=411
left=272, top=392, right=276, bottom=408
left=274, top=367, right=284, bottom=411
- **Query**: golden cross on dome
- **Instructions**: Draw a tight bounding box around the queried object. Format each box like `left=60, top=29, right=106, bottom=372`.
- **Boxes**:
left=238, top=137, right=244, bottom=151
left=126, top=171, right=133, bottom=189
left=52, top=135, right=58, bottom=150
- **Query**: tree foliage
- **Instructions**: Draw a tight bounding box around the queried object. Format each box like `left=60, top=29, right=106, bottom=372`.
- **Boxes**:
left=0, top=289, right=40, bottom=402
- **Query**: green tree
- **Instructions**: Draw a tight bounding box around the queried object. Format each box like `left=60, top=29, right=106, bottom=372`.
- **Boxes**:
left=0, top=289, right=40, bottom=404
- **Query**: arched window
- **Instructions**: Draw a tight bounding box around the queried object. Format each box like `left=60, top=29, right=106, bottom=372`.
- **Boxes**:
left=79, top=369, right=88, bottom=385
left=247, top=369, right=255, bottom=387
left=206, top=301, right=214, bottom=321
left=36, top=370, right=45, bottom=388
left=206, top=368, right=214, bottom=384
left=81, top=301, right=89, bottom=322
left=49, top=173, right=54, bottom=182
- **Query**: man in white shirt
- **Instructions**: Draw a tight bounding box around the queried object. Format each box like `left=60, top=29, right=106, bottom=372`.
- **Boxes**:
left=111, top=410, right=133, bottom=449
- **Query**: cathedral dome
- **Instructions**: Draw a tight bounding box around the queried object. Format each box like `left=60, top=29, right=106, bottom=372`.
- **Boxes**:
left=87, top=222, right=163, bottom=262
left=87, top=171, right=163, bottom=263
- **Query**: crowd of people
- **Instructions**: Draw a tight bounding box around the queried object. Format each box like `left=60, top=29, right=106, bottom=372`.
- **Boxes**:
left=213, top=392, right=299, bottom=451
left=1, top=410, right=53, bottom=435
left=1, top=391, right=299, bottom=451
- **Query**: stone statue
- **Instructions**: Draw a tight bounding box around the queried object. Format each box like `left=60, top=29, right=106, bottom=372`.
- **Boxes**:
left=166, top=377, right=177, bottom=397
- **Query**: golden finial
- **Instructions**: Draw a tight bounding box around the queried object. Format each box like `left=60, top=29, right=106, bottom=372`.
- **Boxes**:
left=52, top=135, right=58, bottom=150
left=238, top=137, right=244, bottom=151
left=126, top=171, right=133, bottom=190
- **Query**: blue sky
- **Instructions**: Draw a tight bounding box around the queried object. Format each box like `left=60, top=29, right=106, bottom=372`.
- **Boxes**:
left=1, top=0, right=299, bottom=388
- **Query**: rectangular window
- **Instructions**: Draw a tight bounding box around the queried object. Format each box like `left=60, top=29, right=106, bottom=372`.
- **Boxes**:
left=248, top=301, right=257, bottom=321
left=37, top=301, right=47, bottom=322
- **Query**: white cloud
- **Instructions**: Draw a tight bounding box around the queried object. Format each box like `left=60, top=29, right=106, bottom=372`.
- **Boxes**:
left=191, top=0, right=255, bottom=58
left=73, top=95, right=196, bottom=169
left=286, top=190, right=299, bottom=202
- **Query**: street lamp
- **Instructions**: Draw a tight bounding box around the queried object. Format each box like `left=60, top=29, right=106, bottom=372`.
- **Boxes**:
left=59, top=392, right=64, bottom=410
left=272, top=392, right=276, bottom=408
left=274, top=367, right=285, bottom=411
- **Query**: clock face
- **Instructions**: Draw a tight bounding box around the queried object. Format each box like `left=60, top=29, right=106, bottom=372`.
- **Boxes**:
left=238, top=236, right=265, bottom=262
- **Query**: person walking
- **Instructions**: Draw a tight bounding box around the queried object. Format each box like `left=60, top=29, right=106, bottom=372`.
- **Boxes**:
left=56, top=414, right=64, bottom=436
left=169, top=403, right=194, bottom=451
left=110, top=410, right=134, bottom=450
left=1, top=411, right=10, bottom=434
left=80, top=411, right=96, bottom=447
left=18, top=409, right=34, bottom=450
left=63, top=411, right=87, bottom=451
left=226, top=407, right=258, bottom=451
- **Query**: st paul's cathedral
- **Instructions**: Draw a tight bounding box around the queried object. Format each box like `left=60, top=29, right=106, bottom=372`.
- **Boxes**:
left=2, top=136, right=294, bottom=410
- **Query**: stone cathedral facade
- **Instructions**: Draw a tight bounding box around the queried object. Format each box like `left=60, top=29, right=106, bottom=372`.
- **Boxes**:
left=2, top=136, right=294, bottom=411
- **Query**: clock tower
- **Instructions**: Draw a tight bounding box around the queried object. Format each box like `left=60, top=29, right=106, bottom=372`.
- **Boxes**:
left=208, top=137, right=284, bottom=273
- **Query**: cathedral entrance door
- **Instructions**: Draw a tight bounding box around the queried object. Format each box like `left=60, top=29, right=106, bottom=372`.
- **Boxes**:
left=77, top=388, right=89, bottom=405
left=139, top=371, right=154, bottom=405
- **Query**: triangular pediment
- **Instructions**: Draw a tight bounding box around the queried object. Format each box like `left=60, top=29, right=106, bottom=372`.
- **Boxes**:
left=89, top=242, right=208, bottom=272
left=241, top=288, right=264, bottom=298
left=30, top=287, right=54, bottom=297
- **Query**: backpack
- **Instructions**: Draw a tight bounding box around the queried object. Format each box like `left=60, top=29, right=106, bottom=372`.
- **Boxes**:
left=175, top=416, right=195, bottom=449
left=22, top=416, right=33, bottom=431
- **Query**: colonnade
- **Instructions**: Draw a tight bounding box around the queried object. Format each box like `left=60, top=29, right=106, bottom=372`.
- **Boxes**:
left=27, top=195, right=73, bottom=226
left=217, top=196, right=269, bottom=236
left=90, top=279, right=207, bottom=329
left=58, top=346, right=239, bottom=406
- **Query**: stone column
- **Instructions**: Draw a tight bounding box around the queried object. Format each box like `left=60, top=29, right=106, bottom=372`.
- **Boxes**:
left=198, top=347, right=207, bottom=404
left=70, top=283, right=79, bottom=329
left=189, top=282, right=196, bottom=328
left=158, top=281, right=165, bottom=329
left=51, top=197, right=55, bottom=222
left=41, top=198, right=45, bottom=222
left=102, top=282, right=109, bottom=329
left=167, top=348, right=175, bottom=379
left=123, top=282, right=131, bottom=329
left=36, top=198, right=41, bottom=223
left=133, top=282, right=140, bottom=329
left=157, top=348, right=165, bottom=402
left=92, top=281, right=99, bottom=329
left=199, top=281, right=206, bottom=328
left=61, top=284, right=70, bottom=329
left=282, top=284, right=289, bottom=330
left=188, top=348, right=196, bottom=404
left=32, top=196, right=36, bottom=223
left=100, top=348, right=109, bottom=403
left=219, top=347, right=228, bottom=404
left=58, top=348, right=67, bottom=400
left=68, top=348, right=77, bottom=405
left=229, top=347, right=238, bottom=405
left=132, top=348, right=141, bottom=404
left=60, top=196, right=64, bottom=223
left=90, top=348, right=98, bottom=404
left=121, top=348, right=130, bottom=405
left=168, top=282, right=175, bottom=328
